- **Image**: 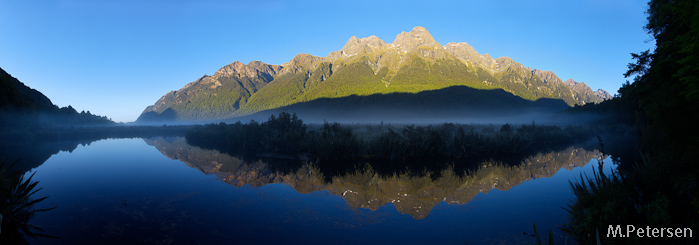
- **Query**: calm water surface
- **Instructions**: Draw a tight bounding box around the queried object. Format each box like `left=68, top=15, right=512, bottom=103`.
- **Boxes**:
left=25, top=137, right=614, bottom=244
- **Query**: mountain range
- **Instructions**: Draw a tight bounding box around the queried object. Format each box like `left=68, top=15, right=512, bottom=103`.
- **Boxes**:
left=138, top=26, right=611, bottom=122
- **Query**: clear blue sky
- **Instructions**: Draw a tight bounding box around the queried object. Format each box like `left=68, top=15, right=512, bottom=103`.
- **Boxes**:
left=0, top=0, right=653, bottom=122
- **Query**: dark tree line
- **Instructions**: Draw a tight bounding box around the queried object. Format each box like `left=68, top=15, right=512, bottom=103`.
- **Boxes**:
left=186, top=112, right=600, bottom=179
left=563, top=0, right=699, bottom=243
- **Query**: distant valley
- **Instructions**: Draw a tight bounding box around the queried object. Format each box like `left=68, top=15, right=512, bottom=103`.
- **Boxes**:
left=138, top=26, right=611, bottom=122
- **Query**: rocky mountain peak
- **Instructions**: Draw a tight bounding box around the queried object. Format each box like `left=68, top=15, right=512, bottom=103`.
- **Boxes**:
left=280, top=53, right=324, bottom=74
left=340, top=35, right=388, bottom=56
left=563, top=78, right=584, bottom=87
left=594, top=89, right=613, bottom=100
left=213, top=61, right=245, bottom=77
left=393, top=26, right=440, bottom=52
left=495, top=57, right=518, bottom=69
left=444, top=42, right=478, bottom=58
left=288, top=53, right=323, bottom=67
left=213, top=61, right=282, bottom=79
left=443, top=42, right=485, bottom=67
left=341, top=36, right=362, bottom=51
left=532, top=69, right=562, bottom=84
left=563, top=79, right=610, bottom=103
left=247, top=60, right=268, bottom=69
left=362, top=35, right=386, bottom=48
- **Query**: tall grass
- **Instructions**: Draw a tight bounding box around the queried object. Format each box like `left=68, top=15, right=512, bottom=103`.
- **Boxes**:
left=0, top=160, right=56, bottom=244
left=560, top=136, right=696, bottom=244
left=562, top=159, right=627, bottom=243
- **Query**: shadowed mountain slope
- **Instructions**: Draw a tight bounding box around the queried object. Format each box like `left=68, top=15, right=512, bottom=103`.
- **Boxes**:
left=1, top=67, right=55, bottom=112
left=235, top=86, right=570, bottom=124
left=0, top=67, right=113, bottom=128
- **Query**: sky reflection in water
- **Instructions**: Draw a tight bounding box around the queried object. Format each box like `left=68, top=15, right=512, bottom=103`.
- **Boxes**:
left=26, top=138, right=613, bottom=244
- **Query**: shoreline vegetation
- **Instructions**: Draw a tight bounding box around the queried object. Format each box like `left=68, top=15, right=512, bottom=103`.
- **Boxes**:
left=559, top=0, right=699, bottom=244
left=0, top=160, right=56, bottom=245
left=184, top=112, right=625, bottom=179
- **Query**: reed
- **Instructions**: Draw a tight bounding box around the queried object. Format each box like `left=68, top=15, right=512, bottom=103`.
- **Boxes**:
left=0, top=160, right=56, bottom=244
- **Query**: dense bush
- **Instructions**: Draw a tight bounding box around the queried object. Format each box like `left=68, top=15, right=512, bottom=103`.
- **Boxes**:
left=185, top=114, right=599, bottom=177
left=260, top=112, right=306, bottom=154
left=308, top=122, right=361, bottom=162
left=366, top=129, right=408, bottom=163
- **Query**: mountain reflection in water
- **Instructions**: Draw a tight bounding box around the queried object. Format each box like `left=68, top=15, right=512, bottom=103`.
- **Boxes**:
left=144, top=137, right=602, bottom=220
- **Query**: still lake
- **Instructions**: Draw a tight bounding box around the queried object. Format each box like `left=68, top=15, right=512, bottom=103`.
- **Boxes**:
left=23, top=137, right=614, bottom=244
